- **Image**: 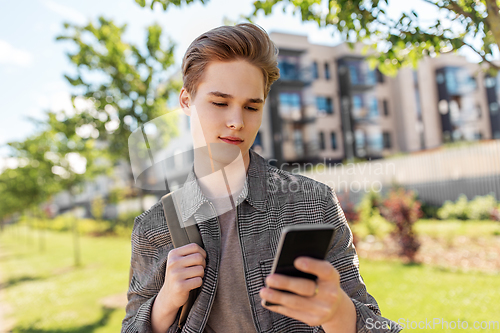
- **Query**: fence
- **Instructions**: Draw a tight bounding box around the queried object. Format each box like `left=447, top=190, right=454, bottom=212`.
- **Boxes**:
left=301, top=140, right=500, bottom=206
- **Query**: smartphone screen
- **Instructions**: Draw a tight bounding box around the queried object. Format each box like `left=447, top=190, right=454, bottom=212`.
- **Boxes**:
left=264, top=224, right=335, bottom=306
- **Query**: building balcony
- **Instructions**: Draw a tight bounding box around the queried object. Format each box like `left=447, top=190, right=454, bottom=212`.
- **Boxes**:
left=282, top=139, right=320, bottom=162
left=276, top=63, right=314, bottom=86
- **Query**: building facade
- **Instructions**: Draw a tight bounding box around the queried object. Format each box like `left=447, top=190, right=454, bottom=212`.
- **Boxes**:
left=253, top=31, right=500, bottom=167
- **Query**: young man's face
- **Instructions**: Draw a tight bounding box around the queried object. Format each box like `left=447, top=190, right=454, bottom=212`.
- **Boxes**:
left=180, top=59, right=265, bottom=170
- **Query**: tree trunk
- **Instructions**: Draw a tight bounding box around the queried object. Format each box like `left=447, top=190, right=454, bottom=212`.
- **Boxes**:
left=38, top=209, right=45, bottom=253
left=69, top=187, right=81, bottom=267
left=486, top=0, right=500, bottom=50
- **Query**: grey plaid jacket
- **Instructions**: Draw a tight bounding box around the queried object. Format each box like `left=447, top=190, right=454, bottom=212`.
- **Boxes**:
left=122, top=149, right=402, bottom=333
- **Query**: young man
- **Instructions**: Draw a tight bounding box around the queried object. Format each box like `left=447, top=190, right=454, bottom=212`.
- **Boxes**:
left=122, top=23, right=401, bottom=333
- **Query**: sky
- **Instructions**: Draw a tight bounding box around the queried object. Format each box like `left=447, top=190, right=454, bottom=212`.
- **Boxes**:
left=0, top=0, right=489, bottom=161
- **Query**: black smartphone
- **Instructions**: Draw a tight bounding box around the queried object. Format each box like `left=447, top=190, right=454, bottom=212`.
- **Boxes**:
left=264, top=224, right=335, bottom=306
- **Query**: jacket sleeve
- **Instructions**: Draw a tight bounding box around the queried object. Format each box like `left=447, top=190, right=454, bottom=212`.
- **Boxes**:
left=319, top=187, right=403, bottom=333
left=121, top=215, right=181, bottom=333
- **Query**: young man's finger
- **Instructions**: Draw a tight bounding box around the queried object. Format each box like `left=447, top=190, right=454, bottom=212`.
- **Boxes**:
left=294, top=257, right=339, bottom=282
left=259, top=287, right=316, bottom=311
left=261, top=300, right=320, bottom=327
left=179, top=265, right=205, bottom=280
left=181, top=252, right=206, bottom=269
left=172, top=243, right=206, bottom=258
left=265, top=274, right=316, bottom=297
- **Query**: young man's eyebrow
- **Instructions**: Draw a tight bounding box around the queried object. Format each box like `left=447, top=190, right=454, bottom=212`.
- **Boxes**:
left=207, top=91, right=264, bottom=104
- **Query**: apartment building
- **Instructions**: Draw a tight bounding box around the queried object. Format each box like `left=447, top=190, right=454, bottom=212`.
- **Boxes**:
left=254, top=31, right=500, bottom=167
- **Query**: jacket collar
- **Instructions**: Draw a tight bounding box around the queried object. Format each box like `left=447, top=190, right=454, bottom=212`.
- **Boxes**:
left=173, top=149, right=267, bottom=224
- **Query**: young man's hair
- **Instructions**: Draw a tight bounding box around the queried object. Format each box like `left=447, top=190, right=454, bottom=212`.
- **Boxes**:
left=182, top=23, right=280, bottom=100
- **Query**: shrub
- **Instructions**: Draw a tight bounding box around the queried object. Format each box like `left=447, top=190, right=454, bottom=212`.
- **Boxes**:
left=491, top=204, right=500, bottom=222
left=437, top=194, right=499, bottom=220
left=354, top=191, right=393, bottom=240
left=468, top=195, right=498, bottom=220
left=437, top=194, right=470, bottom=220
left=16, top=208, right=138, bottom=238
left=379, top=188, right=422, bottom=263
left=420, top=202, right=439, bottom=219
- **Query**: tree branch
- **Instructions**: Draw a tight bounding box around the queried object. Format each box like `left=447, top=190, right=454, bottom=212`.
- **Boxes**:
left=459, top=39, right=500, bottom=70
left=422, top=0, right=479, bottom=22
left=485, top=0, right=500, bottom=48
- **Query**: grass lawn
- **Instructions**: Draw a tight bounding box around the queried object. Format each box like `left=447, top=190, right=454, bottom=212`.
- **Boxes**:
left=0, top=225, right=130, bottom=333
left=1, top=224, right=499, bottom=332
left=360, top=259, right=499, bottom=332
left=415, top=219, right=500, bottom=239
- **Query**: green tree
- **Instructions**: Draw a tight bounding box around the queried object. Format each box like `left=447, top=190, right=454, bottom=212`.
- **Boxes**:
left=251, top=0, right=500, bottom=74
left=1, top=111, right=104, bottom=261
left=0, top=163, right=54, bottom=222
left=56, top=17, right=180, bottom=167
left=6, top=111, right=105, bottom=198
left=136, top=0, right=500, bottom=74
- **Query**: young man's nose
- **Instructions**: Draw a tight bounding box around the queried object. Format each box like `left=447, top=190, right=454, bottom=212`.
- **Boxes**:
left=226, top=108, right=244, bottom=130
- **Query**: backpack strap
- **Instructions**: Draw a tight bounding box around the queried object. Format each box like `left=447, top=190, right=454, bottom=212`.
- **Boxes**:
left=161, top=192, right=204, bottom=330
left=161, top=192, right=203, bottom=248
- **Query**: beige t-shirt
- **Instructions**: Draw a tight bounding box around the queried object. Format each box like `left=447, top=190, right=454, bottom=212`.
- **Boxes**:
left=203, top=197, right=257, bottom=333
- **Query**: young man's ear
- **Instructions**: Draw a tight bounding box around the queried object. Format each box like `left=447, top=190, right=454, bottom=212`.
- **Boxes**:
left=179, top=87, right=192, bottom=116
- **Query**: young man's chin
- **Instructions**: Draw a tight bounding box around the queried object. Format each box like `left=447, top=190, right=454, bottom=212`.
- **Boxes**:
left=193, top=143, right=245, bottom=170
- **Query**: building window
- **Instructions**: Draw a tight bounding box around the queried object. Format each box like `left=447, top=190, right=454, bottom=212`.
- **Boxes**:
left=370, top=98, right=379, bottom=117
left=346, top=60, right=376, bottom=86
left=474, top=132, right=483, bottom=140
left=352, top=93, right=379, bottom=119
left=312, top=61, right=319, bottom=79
left=383, top=100, right=389, bottom=116
left=490, top=102, right=499, bottom=115
left=370, top=131, right=384, bottom=153
left=316, top=96, right=333, bottom=115
left=444, top=67, right=477, bottom=95
left=485, top=76, right=496, bottom=88
left=352, top=95, right=363, bottom=116
left=278, top=55, right=300, bottom=80
left=279, top=92, right=301, bottom=120
left=319, top=132, right=325, bottom=150
left=354, top=129, right=366, bottom=157
left=324, top=62, right=330, bottom=80
left=330, top=132, right=337, bottom=150
left=294, top=129, right=304, bottom=156
left=383, top=132, right=392, bottom=149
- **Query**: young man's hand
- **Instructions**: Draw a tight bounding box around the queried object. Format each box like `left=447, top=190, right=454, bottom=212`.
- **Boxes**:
left=161, top=243, right=207, bottom=308
left=151, top=243, right=206, bottom=332
left=259, top=257, right=356, bottom=332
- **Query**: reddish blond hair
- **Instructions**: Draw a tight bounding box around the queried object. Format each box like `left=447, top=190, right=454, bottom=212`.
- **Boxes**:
left=182, top=23, right=280, bottom=100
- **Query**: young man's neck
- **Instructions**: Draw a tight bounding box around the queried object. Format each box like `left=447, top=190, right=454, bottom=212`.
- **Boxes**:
left=193, top=149, right=250, bottom=200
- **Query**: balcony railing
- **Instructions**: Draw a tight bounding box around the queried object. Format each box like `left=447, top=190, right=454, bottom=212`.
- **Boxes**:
left=277, top=62, right=314, bottom=84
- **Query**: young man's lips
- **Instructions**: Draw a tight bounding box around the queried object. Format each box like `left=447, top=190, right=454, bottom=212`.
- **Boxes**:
left=219, top=136, right=243, bottom=145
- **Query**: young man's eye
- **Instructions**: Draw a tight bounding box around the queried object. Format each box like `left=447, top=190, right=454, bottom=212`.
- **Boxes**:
left=247, top=106, right=259, bottom=111
left=212, top=102, right=227, bottom=107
